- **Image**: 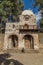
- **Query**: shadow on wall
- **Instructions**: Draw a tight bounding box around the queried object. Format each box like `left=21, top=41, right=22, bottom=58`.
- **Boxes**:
left=0, top=53, right=23, bottom=65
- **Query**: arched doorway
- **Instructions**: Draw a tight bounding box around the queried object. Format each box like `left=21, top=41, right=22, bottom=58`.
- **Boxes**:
left=8, top=35, right=18, bottom=48
left=23, top=35, right=34, bottom=49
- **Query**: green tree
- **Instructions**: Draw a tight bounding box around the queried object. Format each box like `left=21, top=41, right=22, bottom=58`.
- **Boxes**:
left=0, top=0, right=24, bottom=33
left=35, top=0, right=43, bottom=7
left=35, top=0, right=43, bottom=28
left=0, top=0, right=24, bottom=22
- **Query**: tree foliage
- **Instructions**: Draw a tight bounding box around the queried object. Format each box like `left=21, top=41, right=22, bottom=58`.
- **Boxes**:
left=35, top=0, right=43, bottom=28
left=35, top=0, right=43, bottom=8
left=0, top=0, right=24, bottom=22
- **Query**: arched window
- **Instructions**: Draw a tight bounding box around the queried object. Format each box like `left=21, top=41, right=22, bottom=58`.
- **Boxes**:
left=23, top=24, right=29, bottom=29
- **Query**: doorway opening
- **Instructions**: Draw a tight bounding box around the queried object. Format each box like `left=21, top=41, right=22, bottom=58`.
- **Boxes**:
left=8, top=35, right=18, bottom=48
left=23, top=35, right=34, bottom=49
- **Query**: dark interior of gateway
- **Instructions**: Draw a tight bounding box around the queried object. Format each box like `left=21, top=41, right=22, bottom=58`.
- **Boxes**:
left=9, top=35, right=18, bottom=48
left=23, top=35, right=34, bottom=49
left=8, top=35, right=34, bottom=49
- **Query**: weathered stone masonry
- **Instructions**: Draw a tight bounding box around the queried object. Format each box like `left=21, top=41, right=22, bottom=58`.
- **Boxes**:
left=4, top=10, right=39, bottom=50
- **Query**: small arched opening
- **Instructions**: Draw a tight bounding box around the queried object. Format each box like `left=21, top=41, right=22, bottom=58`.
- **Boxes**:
left=23, top=24, right=29, bottom=29
left=23, top=35, right=34, bottom=49
left=8, top=35, right=18, bottom=48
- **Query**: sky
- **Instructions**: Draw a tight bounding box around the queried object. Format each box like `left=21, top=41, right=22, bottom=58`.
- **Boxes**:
left=23, top=0, right=41, bottom=26
left=24, top=0, right=39, bottom=13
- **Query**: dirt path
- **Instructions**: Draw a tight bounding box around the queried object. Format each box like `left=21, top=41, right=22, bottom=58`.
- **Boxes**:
left=8, top=53, right=43, bottom=65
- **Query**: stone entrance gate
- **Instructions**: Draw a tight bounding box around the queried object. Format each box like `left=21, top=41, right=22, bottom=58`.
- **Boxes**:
left=4, top=10, right=39, bottom=50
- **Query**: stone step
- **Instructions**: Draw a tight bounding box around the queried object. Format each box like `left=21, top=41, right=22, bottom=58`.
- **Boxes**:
left=3, top=49, right=40, bottom=53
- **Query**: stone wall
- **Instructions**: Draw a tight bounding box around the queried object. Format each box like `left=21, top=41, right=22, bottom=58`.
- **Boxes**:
left=0, top=34, right=4, bottom=49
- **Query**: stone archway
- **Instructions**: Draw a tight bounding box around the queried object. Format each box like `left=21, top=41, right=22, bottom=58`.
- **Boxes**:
left=23, top=35, right=34, bottom=49
left=8, top=35, right=18, bottom=48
